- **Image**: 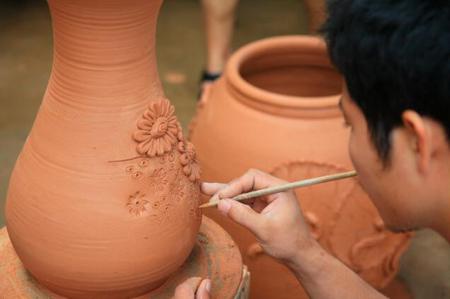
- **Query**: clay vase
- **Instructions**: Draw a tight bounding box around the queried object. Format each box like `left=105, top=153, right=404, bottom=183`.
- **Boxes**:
left=189, top=36, right=411, bottom=299
left=5, top=0, right=201, bottom=298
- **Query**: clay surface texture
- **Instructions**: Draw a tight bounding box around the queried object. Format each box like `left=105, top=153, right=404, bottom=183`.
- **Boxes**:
left=5, top=0, right=201, bottom=298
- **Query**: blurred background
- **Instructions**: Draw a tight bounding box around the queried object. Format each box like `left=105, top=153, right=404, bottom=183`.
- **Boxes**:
left=0, top=0, right=449, bottom=298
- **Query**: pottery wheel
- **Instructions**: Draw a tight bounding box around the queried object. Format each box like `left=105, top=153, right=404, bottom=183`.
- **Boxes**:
left=0, top=216, right=244, bottom=299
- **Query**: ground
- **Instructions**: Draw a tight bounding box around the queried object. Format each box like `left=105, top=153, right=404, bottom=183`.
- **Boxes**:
left=0, top=0, right=449, bottom=298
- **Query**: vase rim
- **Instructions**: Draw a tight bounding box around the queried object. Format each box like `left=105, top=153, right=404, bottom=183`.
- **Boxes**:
left=224, top=35, right=343, bottom=118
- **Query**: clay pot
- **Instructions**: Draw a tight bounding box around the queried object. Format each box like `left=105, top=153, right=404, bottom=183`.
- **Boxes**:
left=5, top=1, right=201, bottom=298
left=189, top=36, right=411, bottom=299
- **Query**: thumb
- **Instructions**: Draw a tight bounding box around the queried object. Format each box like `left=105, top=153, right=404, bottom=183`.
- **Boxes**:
left=218, top=199, right=265, bottom=236
left=196, top=279, right=211, bottom=299
left=173, top=277, right=202, bottom=298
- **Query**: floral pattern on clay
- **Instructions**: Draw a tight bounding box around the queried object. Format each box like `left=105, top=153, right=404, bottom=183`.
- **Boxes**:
left=176, top=122, right=184, bottom=142
left=125, top=165, right=143, bottom=179
left=126, top=191, right=149, bottom=216
left=138, top=158, right=150, bottom=168
left=178, top=141, right=201, bottom=182
left=133, top=98, right=179, bottom=157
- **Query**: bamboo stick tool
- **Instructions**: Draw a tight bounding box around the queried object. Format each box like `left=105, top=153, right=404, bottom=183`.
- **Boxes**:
left=199, top=170, right=357, bottom=209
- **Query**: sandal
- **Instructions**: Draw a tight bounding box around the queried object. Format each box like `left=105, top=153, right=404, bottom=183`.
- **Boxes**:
left=198, top=70, right=221, bottom=100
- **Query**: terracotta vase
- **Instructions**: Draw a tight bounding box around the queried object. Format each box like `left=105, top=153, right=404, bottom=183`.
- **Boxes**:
left=189, top=36, right=412, bottom=299
left=5, top=0, right=201, bottom=298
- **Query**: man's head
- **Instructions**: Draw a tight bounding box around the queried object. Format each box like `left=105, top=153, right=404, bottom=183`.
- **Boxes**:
left=322, top=0, right=450, bottom=234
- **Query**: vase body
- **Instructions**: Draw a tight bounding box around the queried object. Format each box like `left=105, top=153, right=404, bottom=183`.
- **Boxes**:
left=5, top=1, right=201, bottom=298
left=190, top=36, right=411, bottom=299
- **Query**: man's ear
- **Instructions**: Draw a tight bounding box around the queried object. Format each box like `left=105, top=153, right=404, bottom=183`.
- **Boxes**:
left=401, top=110, right=431, bottom=173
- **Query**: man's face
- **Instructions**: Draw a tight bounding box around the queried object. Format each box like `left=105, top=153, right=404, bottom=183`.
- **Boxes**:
left=340, top=85, right=420, bottom=232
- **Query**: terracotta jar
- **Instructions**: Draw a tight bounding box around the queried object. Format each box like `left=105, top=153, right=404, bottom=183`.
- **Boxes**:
left=5, top=0, right=201, bottom=298
left=189, top=36, right=411, bottom=299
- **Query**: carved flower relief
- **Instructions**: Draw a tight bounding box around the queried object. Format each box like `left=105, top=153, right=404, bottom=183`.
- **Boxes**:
left=349, top=217, right=409, bottom=280
left=133, top=98, right=179, bottom=157
left=127, top=191, right=149, bottom=216
left=176, top=122, right=184, bottom=142
left=178, top=141, right=201, bottom=182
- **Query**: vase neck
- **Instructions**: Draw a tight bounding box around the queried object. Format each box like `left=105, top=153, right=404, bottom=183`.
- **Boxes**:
left=47, top=0, right=164, bottom=110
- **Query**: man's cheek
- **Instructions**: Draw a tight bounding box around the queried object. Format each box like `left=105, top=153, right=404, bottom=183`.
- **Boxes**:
left=348, top=133, right=358, bottom=168
left=348, top=135, right=368, bottom=189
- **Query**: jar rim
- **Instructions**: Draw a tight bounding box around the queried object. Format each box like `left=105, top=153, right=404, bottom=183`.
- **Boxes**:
left=225, top=35, right=342, bottom=118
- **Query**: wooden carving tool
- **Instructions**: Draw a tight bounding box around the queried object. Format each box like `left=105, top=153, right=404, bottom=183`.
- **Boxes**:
left=199, top=170, right=357, bottom=209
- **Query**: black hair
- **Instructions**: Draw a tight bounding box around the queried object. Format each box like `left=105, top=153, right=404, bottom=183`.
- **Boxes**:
left=322, top=0, right=450, bottom=160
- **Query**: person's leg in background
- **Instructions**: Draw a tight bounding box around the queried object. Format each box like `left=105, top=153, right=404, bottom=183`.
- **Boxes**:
left=199, top=0, right=325, bottom=94
left=200, top=0, right=239, bottom=88
left=303, top=0, right=326, bottom=33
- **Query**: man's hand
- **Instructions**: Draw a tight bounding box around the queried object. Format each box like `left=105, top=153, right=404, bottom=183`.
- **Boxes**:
left=202, top=169, right=317, bottom=262
left=173, top=277, right=211, bottom=299
left=203, top=169, right=387, bottom=299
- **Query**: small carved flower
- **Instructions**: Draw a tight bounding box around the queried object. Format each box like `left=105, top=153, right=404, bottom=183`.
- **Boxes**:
left=125, top=165, right=136, bottom=173
left=178, top=141, right=201, bottom=182
left=138, top=159, right=150, bottom=168
left=125, top=165, right=143, bottom=179
left=127, top=191, right=149, bottom=216
left=133, top=98, right=179, bottom=157
left=131, top=171, right=143, bottom=179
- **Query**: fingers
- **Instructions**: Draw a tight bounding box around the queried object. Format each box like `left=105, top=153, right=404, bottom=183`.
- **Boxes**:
left=201, top=182, right=227, bottom=195
left=196, top=279, right=211, bottom=299
left=252, top=198, right=268, bottom=213
left=218, top=199, right=266, bottom=239
left=173, top=277, right=202, bottom=299
left=202, top=169, right=284, bottom=201
left=218, top=169, right=286, bottom=199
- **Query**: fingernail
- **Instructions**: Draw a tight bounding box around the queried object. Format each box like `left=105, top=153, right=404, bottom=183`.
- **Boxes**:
left=218, top=199, right=232, bottom=215
left=205, top=279, right=211, bottom=292
left=187, top=277, right=202, bottom=289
